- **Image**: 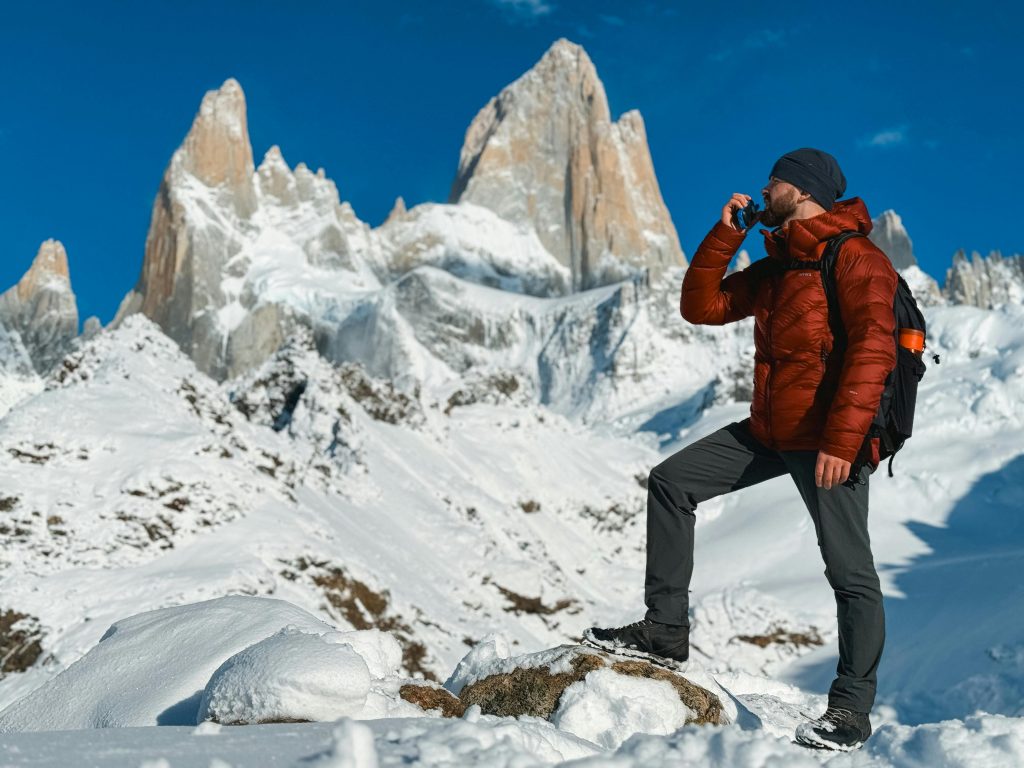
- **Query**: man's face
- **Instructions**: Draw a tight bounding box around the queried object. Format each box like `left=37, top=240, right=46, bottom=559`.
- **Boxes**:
left=760, top=176, right=802, bottom=227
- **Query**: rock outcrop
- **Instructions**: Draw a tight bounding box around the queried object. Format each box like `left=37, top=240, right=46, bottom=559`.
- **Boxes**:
left=112, top=78, right=257, bottom=378
left=449, top=38, right=685, bottom=291
left=869, top=210, right=916, bottom=270
left=0, top=239, right=79, bottom=373
left=384, top=196, right=408, bottom=225
left=453, top=645, right=725, bottom=726
left=944, top=249, right=1024, bottom=309
left=113, top=79, right=385, bottom=380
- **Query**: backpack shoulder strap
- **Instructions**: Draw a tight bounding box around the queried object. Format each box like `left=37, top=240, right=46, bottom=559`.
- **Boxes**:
left=819, top=231, right=867, bottom=349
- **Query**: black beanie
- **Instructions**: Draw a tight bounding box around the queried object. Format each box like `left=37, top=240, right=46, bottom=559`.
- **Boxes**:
left=769, top=148, right=847, bottom=211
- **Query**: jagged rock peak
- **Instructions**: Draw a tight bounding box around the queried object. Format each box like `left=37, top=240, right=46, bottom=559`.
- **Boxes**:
left=256, top=144, right=297, bottom=204
left=385, top=196, right=408, bottom=225
left=176, top=77, right=256, bottom=217
left=14, top=240, right=72, bottom=302
left=944, top=248, right=1024, bottom=309
left=449, top=38, right=685, bottom=292
left=0, top=239, right=79, bottom=374
left=869, top=210, right=916, bottom=270
left=113, top=78, right=387, bottom=383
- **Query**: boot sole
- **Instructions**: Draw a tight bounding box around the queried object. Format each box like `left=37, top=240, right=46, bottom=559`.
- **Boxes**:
left=793, top=731, right=865, bottom=752
left=580, top=633, right=689, bottom=672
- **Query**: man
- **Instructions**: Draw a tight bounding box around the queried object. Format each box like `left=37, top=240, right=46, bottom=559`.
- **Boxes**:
left=585, top=148, right=897, bottom=751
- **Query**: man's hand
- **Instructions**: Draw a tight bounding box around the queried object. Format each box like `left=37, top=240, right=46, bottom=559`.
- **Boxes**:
left=721, top=193, right=752, bottom=231
left=815, top=451, right=851, bottom=490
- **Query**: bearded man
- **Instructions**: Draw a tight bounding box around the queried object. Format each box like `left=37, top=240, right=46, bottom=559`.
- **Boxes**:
left=586, top=148, right=898, bottom=752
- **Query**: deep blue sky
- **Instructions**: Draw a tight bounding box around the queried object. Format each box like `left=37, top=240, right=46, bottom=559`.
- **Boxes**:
left=2, top=0, right=1020, bottom=325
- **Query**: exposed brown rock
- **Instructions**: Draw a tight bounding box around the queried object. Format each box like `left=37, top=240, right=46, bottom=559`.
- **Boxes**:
left=734, top=625, right=823, bottom=649
left=493, top=583, right=575, bottom=616
left=280, top=557, right=436, bottom=681
left=458, top=645, right=725, bottom=725
left=0, top=610, right=44, bottom=679
left=460, top=650, right=605, bottom=719
left=399, top=682, right=465, bottom=717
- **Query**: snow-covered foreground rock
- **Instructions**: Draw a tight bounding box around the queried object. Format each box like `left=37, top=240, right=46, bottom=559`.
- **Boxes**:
left=0, top=596, right=426, bottom=731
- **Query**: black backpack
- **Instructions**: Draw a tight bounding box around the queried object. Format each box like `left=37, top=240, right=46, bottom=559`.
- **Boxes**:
left=750, top=231, right=937, bottom=480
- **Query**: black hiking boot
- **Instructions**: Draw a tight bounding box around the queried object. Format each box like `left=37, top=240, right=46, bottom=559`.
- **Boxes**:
left=582, top=618, right=689, bottom=665
left=794, top=706, right=872, bottom=751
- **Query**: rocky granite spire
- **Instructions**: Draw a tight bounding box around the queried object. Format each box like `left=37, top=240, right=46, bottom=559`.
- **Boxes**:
left=448, top=38, right=685, bottom=291
left=384, top=197, right=408, bottom=225
left=114, top=79, right=387, bottom=381
left=869, top=210, right=916, bottom=270
left=0, top=239, right=79, bottom=373
left=114, top=78, right=258, bottom=377
left=178, top=77, right=257, bottom=218
left=944, top=249, right=1024, bottom=308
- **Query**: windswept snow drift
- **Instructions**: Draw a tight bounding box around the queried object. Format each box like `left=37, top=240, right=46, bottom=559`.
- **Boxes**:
left=0, top=597, right=418, bottom=731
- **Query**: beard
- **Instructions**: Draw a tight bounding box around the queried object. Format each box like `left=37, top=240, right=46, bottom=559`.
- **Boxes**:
left=759, top=187, right=799, bottom=228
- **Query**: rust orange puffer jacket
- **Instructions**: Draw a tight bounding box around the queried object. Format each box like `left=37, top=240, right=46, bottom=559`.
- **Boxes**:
left=681, top=198, right=898, bottom=464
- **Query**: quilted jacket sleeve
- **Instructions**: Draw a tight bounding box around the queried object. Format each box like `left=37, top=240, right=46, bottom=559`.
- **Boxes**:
left=819, top=240, right=898, bottom=463
left=681, top=221, right=755, bottom=325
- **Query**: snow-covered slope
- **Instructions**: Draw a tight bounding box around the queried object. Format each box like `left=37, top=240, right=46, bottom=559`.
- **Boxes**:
left=0, top=313, right=668, bottom=708
left=2, top=293, right=1023, bottom=735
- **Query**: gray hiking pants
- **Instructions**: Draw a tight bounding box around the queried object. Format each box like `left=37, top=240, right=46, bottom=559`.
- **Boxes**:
left=644, top=418, right=884, bottom=713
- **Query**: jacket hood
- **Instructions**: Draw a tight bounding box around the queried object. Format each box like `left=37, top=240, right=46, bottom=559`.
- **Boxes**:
left=761, top=197, right=873, bottom=261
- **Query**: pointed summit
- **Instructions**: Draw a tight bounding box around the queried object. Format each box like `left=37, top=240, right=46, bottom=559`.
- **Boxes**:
left=256, top=145, right=298, bottom=205
left=449, top=38, right=685, bottom=291
left=385, top=196, right=407, bottom=225
left=176, top=78, right=257, bottom=218
left=869, top=210, right=916, bottom=270
left=13, top=239, right=71, bottom=302
left=0, top=239, right=79, bottom=373
left=114, top=78, right=263, bottom=376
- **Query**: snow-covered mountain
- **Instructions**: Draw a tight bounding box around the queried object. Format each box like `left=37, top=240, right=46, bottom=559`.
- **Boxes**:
left=111, top=40, right=686, bottom=383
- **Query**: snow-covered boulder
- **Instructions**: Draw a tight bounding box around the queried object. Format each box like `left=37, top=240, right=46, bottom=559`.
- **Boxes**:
left=198, top=626, right=372, bottom=724
left=448, top=642, right=727, bottom=748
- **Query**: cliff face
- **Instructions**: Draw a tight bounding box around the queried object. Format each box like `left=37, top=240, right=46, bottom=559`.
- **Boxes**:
left=869, top=210, right=916, bottom=270
left=449, top=39, right=685, bottom=291
left=113, top=78, right=257, bottom=377
left=0, top=239, right=79, bottom=373
left=113, top=79, right=386, bottom=380
left=944, top=249, right=1024, bottom=309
